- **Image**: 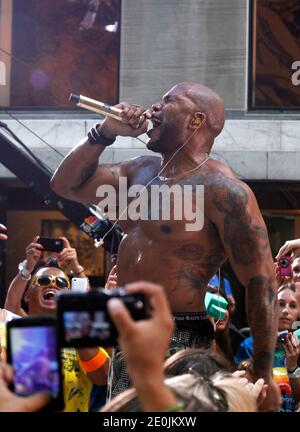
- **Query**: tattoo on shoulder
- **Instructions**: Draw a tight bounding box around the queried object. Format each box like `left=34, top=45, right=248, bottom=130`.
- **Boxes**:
left=211, top=173, right=269, bottom=265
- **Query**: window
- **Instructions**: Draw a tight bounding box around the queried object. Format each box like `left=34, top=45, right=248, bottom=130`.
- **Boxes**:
left=249, top=0, right=300, bottom=109
left=0, top=0, right=121, bottom=109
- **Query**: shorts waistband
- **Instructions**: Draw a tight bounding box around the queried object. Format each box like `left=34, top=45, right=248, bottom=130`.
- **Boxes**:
left=172, top=312, right=214, bottom=342
left=173, top=312, right=209, bottom=323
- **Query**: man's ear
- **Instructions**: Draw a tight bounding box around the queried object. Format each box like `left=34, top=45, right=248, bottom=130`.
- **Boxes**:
left=190, top=112, right=206, bottom=129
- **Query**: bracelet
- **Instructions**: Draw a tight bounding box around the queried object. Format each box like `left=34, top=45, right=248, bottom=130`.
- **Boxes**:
left=161, top=401, right=185, bottom=412
left=70, top=265, right=84, bottom=276
left=88, top=123, right=115, bottom=146
left=19, top=271, right=31, bottom=281
left=287, top=366, right=300, bottom=379
left=79, top=348, right=109, bottom=373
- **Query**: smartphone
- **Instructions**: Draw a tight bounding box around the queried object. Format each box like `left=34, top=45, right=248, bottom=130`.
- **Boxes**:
left=71, top=277, right=89, bottom=293
left=277, top=329, right=289, bottom=344
left=37, top=237, right=64, bottom=253
left=57, top=287, right=148, bottom=348
left=6, top=316, right=64, bottom=411
left=278, top=256, right=292, bottom=277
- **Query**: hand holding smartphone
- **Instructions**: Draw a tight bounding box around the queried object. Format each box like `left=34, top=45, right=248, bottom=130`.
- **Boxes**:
left=36, top=237, right=64, bottom=253
left=57, top=287, right=148, bottom=348
left=6, top=316, right=64, bottom=411
left=277, top=256, right=292, bottom=277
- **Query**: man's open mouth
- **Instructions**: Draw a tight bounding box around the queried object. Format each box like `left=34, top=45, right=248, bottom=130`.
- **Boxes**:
left=147, top=116, right=162, bottom=137
left=151, top=116, right=162, bottom=129
left=42, top=289, right=57, bottom=301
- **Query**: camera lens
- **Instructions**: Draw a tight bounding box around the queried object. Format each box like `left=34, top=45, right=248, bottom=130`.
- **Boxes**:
left=280, top=258, right=289, bottom=268
left=134, top=300, right=144, bottom=310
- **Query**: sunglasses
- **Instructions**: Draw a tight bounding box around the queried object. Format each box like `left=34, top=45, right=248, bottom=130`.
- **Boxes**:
left=31, top=275, right=70, bottom=290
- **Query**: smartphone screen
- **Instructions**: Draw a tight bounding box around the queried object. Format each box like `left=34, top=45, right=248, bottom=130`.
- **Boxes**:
left=57, top=289, right=147, bottom=348
left=6, top=317, right=64, bottom=410
left=63, top=310, right=111, bottom=346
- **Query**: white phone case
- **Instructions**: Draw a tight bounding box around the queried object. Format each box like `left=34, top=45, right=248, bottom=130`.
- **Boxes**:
left=71, top=277, right=89, bottom=293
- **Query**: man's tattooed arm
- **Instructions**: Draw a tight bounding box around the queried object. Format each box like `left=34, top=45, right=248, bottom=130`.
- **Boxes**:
left=77, top=161, right=99, bottom=189
left=209, top=171, right=278, bottom=378
left=51, top=134, right=129, bottom=204
left=246, top=275, right=278, bottom=378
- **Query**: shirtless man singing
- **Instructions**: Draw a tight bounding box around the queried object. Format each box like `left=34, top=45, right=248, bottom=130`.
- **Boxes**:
left=51, top=82, right=280, bottom=410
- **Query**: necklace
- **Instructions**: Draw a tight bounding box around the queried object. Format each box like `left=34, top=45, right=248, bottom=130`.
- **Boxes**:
left=158, top=153, right=210, bottom=181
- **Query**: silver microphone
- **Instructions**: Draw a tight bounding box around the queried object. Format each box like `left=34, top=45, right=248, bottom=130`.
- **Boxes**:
left=69, top=93, right=123, bottom=120
left=69, top=93, right=153, bottom=131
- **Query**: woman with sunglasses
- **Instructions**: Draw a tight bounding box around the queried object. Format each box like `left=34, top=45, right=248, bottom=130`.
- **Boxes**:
left=5, top=236, right=86, bottom=317
left=2, top=238, right=109, bottom=412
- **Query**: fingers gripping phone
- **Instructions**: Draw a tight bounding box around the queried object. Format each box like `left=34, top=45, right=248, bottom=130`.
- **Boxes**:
left=6, top=316, right=64, bottom=411
left=278, top=256, right=292, bottom=277
left=57, top=287, right=148, bottom=348
left=36, top=237, right=64, bottom=252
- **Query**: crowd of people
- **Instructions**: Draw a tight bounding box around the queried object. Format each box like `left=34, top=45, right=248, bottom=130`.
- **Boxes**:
left=0, top=82, right=300, bottom=412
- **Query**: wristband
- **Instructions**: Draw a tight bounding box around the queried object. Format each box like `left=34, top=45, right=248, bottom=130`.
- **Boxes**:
left=288, top=366, right=300, bottom=379
left=70, top=265, right=84, bottom=276
left=161, top=401, right=185, bottom=412
left=88, top=123, right=115, bottom=146
left=79, top=348, right=109, bottom=372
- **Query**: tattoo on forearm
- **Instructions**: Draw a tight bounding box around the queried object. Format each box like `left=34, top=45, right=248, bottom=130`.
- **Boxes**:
left=247, top=276, right=277, bottom=329
left=78, top=162, right=98, bottom=188
left=253, top=351, right=274, bottom=373
left=247, top=275, right=278, bottom=371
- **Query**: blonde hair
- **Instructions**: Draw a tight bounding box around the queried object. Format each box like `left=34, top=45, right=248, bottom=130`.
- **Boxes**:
left=101, top=371, right=257, bottom=412
left=211, top=372, right=257, bottom=412
left=166, top=372, right=257, bottom=412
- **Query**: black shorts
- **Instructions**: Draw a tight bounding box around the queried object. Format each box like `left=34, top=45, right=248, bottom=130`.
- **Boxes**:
left=167, top=312, right=215, bottom=355
left=109, top=312, right=215, bottom=398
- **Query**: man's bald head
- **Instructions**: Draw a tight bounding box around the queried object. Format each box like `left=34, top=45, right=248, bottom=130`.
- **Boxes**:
left=171, top=82, right=225, bottom=139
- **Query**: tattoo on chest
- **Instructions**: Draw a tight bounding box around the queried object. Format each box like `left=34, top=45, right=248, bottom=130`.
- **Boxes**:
left=174, top=243, right=226, bottom=267
left=172, top=263, right=208, bottom=305
left=174, top=244, right=204, bottom=261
